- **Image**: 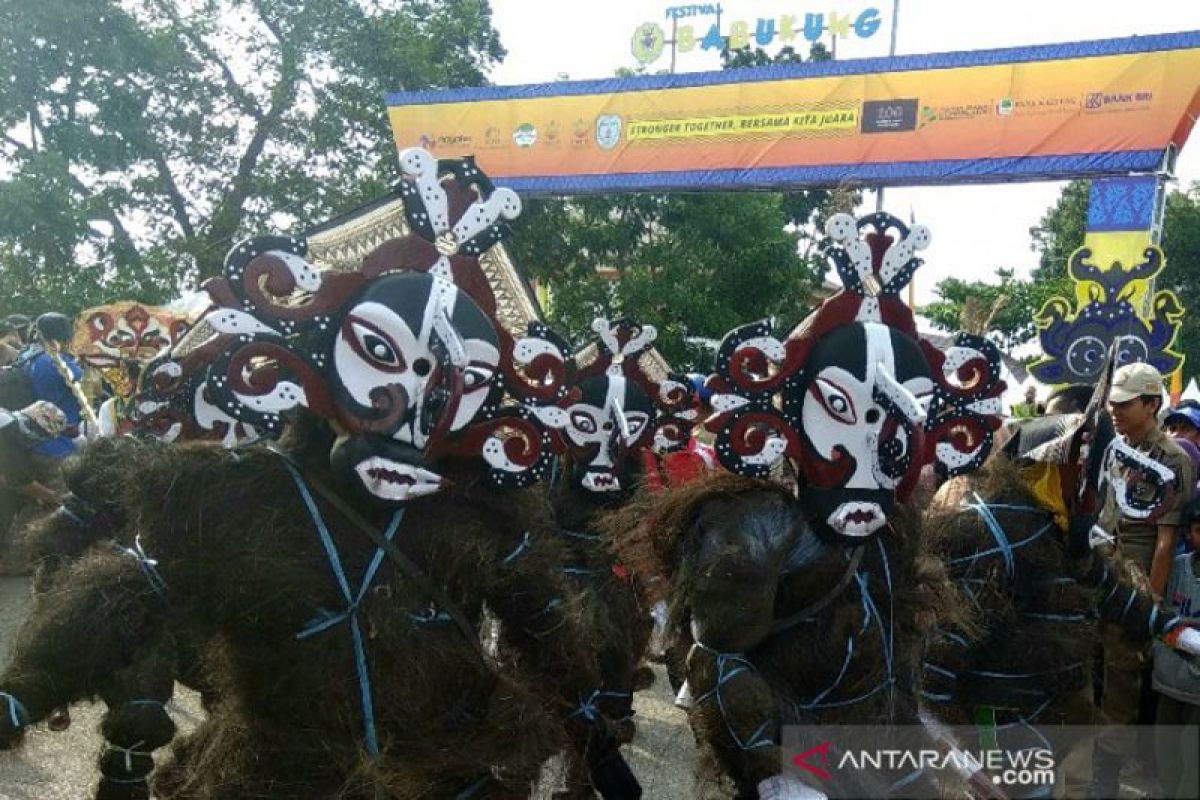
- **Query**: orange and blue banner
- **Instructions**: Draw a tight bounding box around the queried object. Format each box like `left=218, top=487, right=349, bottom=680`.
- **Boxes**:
left=387, top=32, right=1200, bottom=195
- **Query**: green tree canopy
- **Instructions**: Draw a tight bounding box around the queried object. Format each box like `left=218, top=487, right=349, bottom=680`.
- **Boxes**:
left=921, top=267, right=1071, bottom=351
left=923, top=178, right=1200, bottom=376
left=0, top=0, right=503, bottom=318
left=508, top=192, right=831, bottom=369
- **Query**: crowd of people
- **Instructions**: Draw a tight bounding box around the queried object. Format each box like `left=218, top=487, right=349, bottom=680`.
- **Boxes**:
left=1007, top=365, right=1200, bottom=797
left=0, top=312, right=84, bottom=572
left=0, top=154, right=1198, bottom=800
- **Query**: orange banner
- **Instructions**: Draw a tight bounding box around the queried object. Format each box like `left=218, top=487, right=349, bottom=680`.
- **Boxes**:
left=387, top=33, right=1200, bottom=194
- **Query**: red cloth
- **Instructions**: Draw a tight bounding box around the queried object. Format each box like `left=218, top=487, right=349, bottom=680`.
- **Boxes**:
left=642, top=438, right=716, bottom=492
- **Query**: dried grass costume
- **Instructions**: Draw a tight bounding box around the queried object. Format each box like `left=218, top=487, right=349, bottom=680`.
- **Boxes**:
left=920, top=368, right=1197, bottom=796
left=606, top=213, right=1006, bottom=799
left=542, top=319, right=703, bottom=794
left=0, top=151, right=634, bottom=799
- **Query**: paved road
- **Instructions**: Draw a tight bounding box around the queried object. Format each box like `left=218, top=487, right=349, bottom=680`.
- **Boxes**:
left=0, top=575, right=705, bottom=799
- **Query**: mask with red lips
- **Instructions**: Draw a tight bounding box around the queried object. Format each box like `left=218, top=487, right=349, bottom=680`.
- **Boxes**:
left=787, top=321, right=933, bottom=540
left=197, top=151, right=571, bottom=507
left=549, top=318, right=692, bottom=497
left=562, top=373, right=654, bottom=494
left=704, top=212, right=1005, bottom=544
left=326, top=272, right=501, bottom=503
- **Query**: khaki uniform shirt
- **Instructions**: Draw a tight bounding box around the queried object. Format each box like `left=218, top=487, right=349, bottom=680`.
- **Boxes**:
left=1099, top=426, right=1194, bottom=586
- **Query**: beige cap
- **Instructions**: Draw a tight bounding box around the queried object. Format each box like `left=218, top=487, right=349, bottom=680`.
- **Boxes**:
left=1109, top=362, right=1164, bottom=404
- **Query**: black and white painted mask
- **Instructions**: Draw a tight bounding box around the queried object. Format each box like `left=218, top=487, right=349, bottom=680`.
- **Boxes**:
left=563, top=373, right=654, bottom=493
left=790, top=321, right=933, bottom=539
left=328, top=272, right=501, bottom=502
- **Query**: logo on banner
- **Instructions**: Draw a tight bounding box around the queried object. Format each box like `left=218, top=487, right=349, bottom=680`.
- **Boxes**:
left=1084, top=90, right=1153, bottom=112
left=596, top=115, right=623, bottom=150
left=513, top=123, right=538, bottom=147
left=485, top=126, right=503, bottom=147
left=919, top=102, right=990, bottom=127
left=572, top=118, right=590, bottom=147
left=860, top=99, right=919, bottom=133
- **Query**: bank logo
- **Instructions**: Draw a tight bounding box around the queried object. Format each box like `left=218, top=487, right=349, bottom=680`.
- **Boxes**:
left=596, top=114, right=623, bottom=151
left=1084, top=90, right=1153, bottom=111
left=512, top=122, right=538, bottom=148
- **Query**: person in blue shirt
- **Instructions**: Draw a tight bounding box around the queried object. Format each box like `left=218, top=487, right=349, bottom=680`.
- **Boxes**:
left=20, top=313, right=83, bottom=459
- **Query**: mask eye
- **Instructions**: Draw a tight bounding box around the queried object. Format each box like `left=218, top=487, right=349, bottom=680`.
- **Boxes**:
left=625, top=413, right=648, bottom=437
left=571, top=410, right=598, bottom=434
left=463, top=365, right=494, bottom=390
left=813, top=378, right=857, bottom=424
left=351, top=322, right=405, bottom=370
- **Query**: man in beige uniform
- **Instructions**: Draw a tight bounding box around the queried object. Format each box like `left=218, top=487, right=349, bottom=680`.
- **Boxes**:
left=1090, top=362, right=1194, bottom=798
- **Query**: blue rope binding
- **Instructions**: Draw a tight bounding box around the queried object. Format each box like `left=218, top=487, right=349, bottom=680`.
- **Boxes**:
left=113, top=534, right=168, bottom=596
left=281, top=459, right=405, bottom=758
left=1, top=691, right=28, bottom=730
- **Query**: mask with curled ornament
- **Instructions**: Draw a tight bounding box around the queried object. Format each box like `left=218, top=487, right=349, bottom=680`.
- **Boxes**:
left=703, top=212, right=1006, bottom=542
left=534, top=317, right=699, bottom=494
left=129, top=344, right=267, bottom=449
left=197, top=150, right=574, bottom=505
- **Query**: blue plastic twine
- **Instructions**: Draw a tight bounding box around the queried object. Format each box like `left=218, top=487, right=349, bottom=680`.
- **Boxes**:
left=283, top=460, right=404, bottom=758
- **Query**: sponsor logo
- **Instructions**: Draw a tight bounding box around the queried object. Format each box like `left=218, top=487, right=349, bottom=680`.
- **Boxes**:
left=512, top=123, right=538, bottom=148
left=596, top=114, right=623, bottom=150
left=996, top=97, right=1014, bottom=116
left=919, top=102, right=990, bottom=127
left=544, top=120, right=561, bottom=146
left=1012, top=96, right=1079, bottom=115
left=860, top=99, right=919, bottom=133
left=430, top=134, right=471, bottom=149
left=1084, top=90, right=1153, bottom=112
left=484, top=126, right=503, bottom=147
left=572, top=118, right=590, bottom=146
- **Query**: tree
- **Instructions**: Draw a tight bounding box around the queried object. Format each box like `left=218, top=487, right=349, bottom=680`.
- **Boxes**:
left=0, top=0, right=503, bottom=318
left=509, top=192, right=824, bottom=369
left=923, top=179, right=1200, bottom=376
left=1158, top=185, right=1200, bottom=374
left=509, top=42, right=855, bottom=369
left=922, top=268, right=1071, bottom=351
left=1030, top=179, right=1091, bottom=281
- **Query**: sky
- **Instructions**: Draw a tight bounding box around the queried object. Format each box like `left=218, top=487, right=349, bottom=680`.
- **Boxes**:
left=485, top=0, right=1200, bottom=306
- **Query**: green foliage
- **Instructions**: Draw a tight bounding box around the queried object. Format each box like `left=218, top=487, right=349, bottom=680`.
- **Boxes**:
left=509, top=193, right=821, bottom=369
left=1030, top=180, right=1091, bottom=281
left=1158, top=184, right=1200, bottom=375
left=0, top=0, right=503, bottom=319
left=922, top=268, right=1072, bottom=351
left=509, top=42, right=852, bottom=370
left=924, top=179, right=1200, bottom=377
